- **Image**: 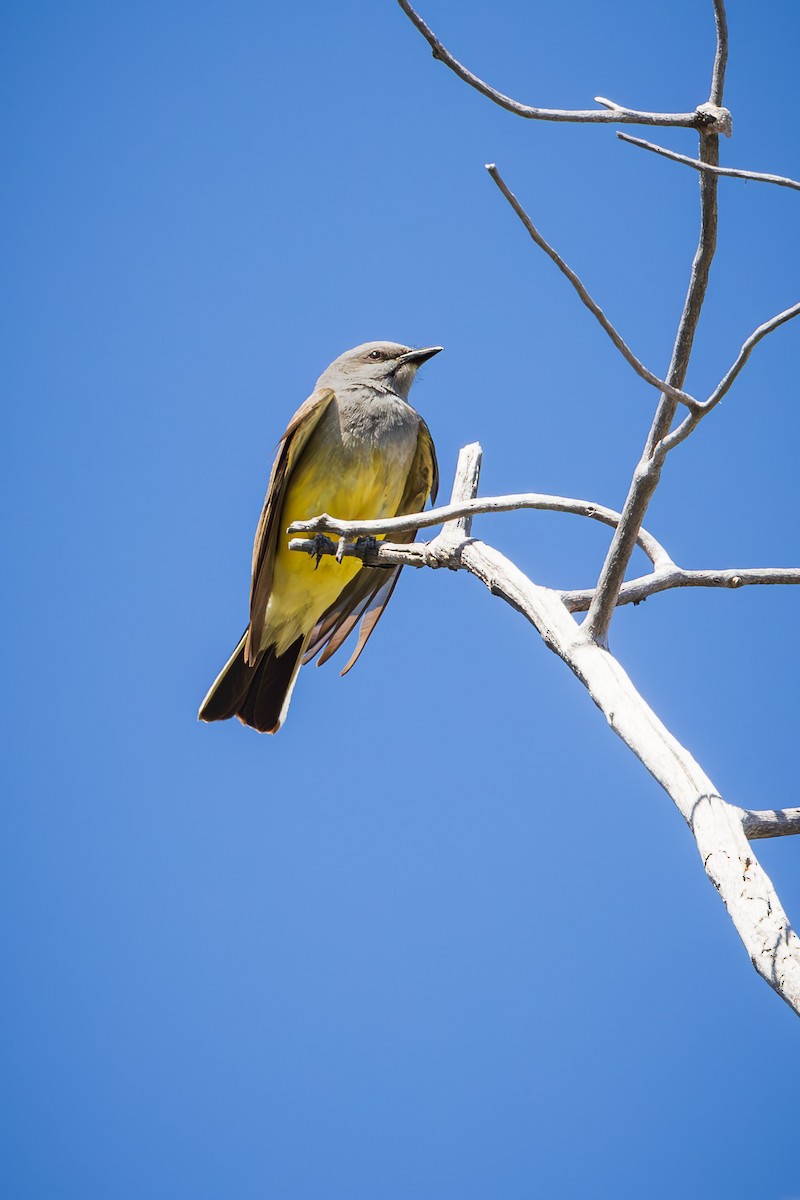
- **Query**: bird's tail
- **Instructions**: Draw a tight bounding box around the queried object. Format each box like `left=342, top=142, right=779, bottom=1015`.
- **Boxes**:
left=198, top=631, right=306, bottom=734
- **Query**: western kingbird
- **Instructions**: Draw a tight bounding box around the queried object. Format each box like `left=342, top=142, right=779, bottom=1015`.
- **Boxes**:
left=198, top=341, right=441, bottom=733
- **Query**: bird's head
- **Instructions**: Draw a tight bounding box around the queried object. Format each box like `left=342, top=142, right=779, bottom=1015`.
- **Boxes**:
left=318, top=341, right=443, bottom=400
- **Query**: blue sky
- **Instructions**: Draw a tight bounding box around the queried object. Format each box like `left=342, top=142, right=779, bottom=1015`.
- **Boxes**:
left=3, top=2, right=799, bottom=1197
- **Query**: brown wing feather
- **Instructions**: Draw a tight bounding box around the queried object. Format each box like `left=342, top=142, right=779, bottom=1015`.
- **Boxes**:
left=244, top=388, right=336, bottom=665
left=303, top=416, right=438, bottom=674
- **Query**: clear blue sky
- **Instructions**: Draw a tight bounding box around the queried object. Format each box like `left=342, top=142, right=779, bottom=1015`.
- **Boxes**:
left=3, top=2, right=799, bottom=1197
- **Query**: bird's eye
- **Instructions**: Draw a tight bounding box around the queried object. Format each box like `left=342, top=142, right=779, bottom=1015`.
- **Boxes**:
left=368, top=350, right=383, bottom=360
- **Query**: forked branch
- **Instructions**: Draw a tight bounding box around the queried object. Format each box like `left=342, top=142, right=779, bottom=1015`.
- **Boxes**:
left=396, top=0, right=731, bottom=133
left=584, top=127, right=722, bottom=644
left=485, top=165, right=800, bottom=462
left=289, top=445, right=800, bottom=1015
left=486, top=159, right=798, bottom=631
left=289, top=492, right=800, bottom=606
left=289, top=490, right=671, bottom=567
left=393, top=1, right=800, bottom=1016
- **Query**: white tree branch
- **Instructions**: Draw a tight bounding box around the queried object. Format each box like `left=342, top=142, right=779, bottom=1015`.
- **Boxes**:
left=396, top=0, right=731, bottom=133
left=293, top=529, right=799, bottom=605
left=288, top=484, right=671, bottom=569
left=461, top=539, right=800, bottom=1012
left=618, top=133, right=800, bottom=192
left=434, top=448, right=800, bottom=1012
left=562, top=565, right=800, bottom=612
left=289, top=444, right=800, bottom=1015
left=388, top=2, right=800, bottom=1017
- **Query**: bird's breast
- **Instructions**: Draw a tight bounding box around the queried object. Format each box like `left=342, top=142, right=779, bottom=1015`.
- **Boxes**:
left=263, top=391, right=419, bottom=652
left=299, top=390, right=419, bottom=516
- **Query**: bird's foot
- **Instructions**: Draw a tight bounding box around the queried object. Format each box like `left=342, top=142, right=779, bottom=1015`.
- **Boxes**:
left=310, top=533, right=336, bottom=569
left=332, top=535, right=377, bottom=565
left=354, top=536, right=392, bottom=567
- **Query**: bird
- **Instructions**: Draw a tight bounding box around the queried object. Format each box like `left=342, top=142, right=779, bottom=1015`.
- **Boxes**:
left=198, top=340, right=441, bottom=733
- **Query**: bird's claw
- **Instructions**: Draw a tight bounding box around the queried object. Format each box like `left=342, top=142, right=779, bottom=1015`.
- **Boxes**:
left=333, top=535, right=378, bottom=565
left=355, top=535, right=393, bottom=568
left=354, top=535, right=380, bottom=557
left=310, top=533, right=335, bottom=569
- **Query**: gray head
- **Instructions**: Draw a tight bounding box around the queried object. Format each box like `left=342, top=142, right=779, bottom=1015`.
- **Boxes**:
left=317, top=341, right=443, bottom=401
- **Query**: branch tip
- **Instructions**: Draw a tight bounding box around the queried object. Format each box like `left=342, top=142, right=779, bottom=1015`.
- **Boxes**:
left=488, top=165, right=700, bottom=413
left=396, top=0, right=712, bottom=129
left=618, top=132, right=800, bottom=191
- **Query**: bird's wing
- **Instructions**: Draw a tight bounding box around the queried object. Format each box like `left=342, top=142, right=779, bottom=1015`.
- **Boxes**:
left=303, top=416, right=439, bottom=674
left=245, top=387, right=336, bottom=664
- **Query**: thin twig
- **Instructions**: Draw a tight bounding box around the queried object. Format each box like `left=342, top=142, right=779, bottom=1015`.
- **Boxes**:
left=395, top=0, right=730, bottom=132
left=486, top=165, right=700, bottom=412
left=741, top=808, right=800, bottom=840
left=659, top=302, right=800, bottom=454
left=618, top=134, right=800, bottom=192
left=702, top=302, right=800, bottom=412
left=287, top=491, right=672, bottom=567
left=563, top=565, right=800, bottom=613
left=709, top=0, right=728, bottom=107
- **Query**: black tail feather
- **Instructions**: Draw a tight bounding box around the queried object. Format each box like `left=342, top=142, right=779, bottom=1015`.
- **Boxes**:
left=238, top=636, right=304, bottom=733
left=199, top=632, right=305, bottom=734
left=198, top=632, right=251, bottom=722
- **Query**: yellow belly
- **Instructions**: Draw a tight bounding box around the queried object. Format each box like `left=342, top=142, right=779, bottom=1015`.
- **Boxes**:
left=264, top=443, right=408, bottom=653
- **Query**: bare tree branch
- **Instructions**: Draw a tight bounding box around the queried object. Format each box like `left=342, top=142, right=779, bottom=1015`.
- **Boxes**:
left=424, top=437, right=483, bottom=564
left=445, top=447, right=800, bottom=1016
left=431, top=447, right=800, bottom=1014
left=393, top=3, right=800, bottom=1016
left=485, top=165, right=700, bottom=413
left=618, top=133, right=800, bottom=192
left=397, top=0, right=741, bottom=646
left=470, top=536, right=800, bottom=1014
left=288, top=484, right=672, bottom=568
left=709, top=0, right=729, bottom=107
left=396, top=0, right=731, bottom=133
left=290, top=444, right=800, bottom=1012
left=563, top=566, right=800, bottom=613
left=291, top=515, right=798, bottom=609
left=585, top=125, right=723, bottom=645
left=741, top=809, right=800, bottom=840
left=397, top=0, right=736, bottom=647
left=699, top=302, right=800, bottom=412
left=288, top=536, right=427, bottom=570
left=659, top=302, right=800, bottom=454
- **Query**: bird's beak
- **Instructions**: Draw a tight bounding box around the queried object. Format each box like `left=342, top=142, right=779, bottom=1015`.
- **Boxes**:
left=399, top=346, right=444, bottom=366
